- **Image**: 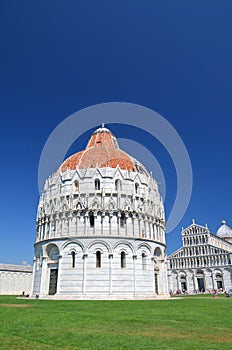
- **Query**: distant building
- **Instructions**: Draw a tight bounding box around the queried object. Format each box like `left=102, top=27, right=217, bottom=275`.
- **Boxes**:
left=31, top=125, right=168, bottom=299
left=167, top=220, right=232, bottom=293
left=0, top=264, right=32, bottom=295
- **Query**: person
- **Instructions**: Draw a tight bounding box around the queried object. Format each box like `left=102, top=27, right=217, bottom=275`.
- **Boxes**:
left=226, top=290, right=231, bottom=297
left=213, top=289, right=218, bottom=298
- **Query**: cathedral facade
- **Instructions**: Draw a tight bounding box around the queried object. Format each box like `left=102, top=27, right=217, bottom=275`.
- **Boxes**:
left=167, top=220, right=232, bottom=293
left=31, top=126, right=169, bottom=299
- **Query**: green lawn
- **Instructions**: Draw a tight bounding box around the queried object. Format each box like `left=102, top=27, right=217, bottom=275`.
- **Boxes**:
left=0, top=295, right=231, bottom=350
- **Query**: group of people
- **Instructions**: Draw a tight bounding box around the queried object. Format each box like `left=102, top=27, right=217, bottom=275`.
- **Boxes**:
left=224, top=289, right=231, bottom=297
left=212, top=289, right=231, bottom=298
left=169, top=289, right=189, bottom=296
left=169, top=288, right=232, bottom=297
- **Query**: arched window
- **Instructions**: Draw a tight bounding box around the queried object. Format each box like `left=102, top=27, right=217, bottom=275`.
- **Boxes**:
left=89, top=212, right=94, bottom=227
left=135, top=183, right=139, bottom=194
left=120, top=212, right=125, bottom=228
left=115, top=179, right=122, bottom=191
left=47, top=245, right=59, bottom=261
left=95, top=179, right=100, bottom=190
left=71, top=251, right=75, bottom=268
left=96, top=251, right=101, bottom=268
left=154, top=247, right=162, bottom=258
left=74, top=180, right=79, bottom=192
left=142, top=253, right=146, bottom=270
left=76, top=201, right=82, bottom=209
left=121, top=251, right=126, bottom=268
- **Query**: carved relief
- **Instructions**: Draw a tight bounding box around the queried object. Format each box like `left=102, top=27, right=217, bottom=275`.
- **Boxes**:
left=107, top=198, right=116, bottom=210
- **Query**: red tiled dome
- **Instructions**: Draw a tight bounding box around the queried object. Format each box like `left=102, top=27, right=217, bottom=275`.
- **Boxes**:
left=59, top=126, right=136, bottom=173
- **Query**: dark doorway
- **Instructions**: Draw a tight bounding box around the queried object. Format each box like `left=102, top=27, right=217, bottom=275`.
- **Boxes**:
left=197, top=278, right=205, bottom=292
left=180, top=275, right=187, bottom=292
left=154, top=274, right=159, bottom=294
left=216, top=280, right=223, bottom=289
left=215, top=274, right=223, bottom=290
left=49, top=269, right=58, bottom=295
left=181, top=282, right=187, bottom=291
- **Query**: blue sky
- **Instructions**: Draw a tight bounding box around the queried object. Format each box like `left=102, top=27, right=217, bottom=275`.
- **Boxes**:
left=1, top=1, right=232, bottom=264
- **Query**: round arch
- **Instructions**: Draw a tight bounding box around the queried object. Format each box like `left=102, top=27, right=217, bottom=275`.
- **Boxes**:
left=154, top=247, right=162, bottom=258
left=45, top=243, right=60, bottom=260
left=137, top=242, right=152, bottom=253
left=61, top=240, right=85, bottom=253
left=113, top=240, right=135, bottom=254
left=87, top=240, right=111, bottom=254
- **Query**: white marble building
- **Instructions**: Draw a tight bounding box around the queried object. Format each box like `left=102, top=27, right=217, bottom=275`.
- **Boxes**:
left=0, top=264, right=32, bottom=295
left=167, top=220, right=232, bottom=293
left=31, top=125, right=169, bottom=299
left=2, top=124, right=232, bottom=297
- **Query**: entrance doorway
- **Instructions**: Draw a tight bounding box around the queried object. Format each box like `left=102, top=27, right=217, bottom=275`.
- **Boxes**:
left=196, top=270, right=205, bottom=292
left=154, top=273, right=159, bottom=294
left=180, top=275, right=187, bottom=292
left=197, top=278, right=205, bottom=292
left=181, top=281, right=187, bottom=291
left=215, top=273, right=223, bottom=289
left=49, top=269, right=58, bottom=295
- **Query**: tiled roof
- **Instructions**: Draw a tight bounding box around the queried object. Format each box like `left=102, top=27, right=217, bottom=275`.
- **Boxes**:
left=59, top=126, right=136, bottom=172
left=0, top=263, right=33, bottom=273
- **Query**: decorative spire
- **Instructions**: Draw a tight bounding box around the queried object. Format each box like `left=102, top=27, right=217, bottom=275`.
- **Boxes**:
left=102, top=122, right=105, bottom=128
left=221, top=219, right=226, bottom=225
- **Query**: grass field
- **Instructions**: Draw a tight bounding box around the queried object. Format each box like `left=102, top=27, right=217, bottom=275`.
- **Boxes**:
left=0, top=294, right=231, bottom=350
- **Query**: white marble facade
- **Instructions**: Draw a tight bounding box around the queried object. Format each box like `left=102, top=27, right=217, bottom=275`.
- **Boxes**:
left=168, top=220, right=232, bottom=293
left=31, top=126, right=168, bottom=299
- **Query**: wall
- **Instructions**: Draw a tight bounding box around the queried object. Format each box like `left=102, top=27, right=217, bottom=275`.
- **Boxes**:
left=0, top=264, right=33, bottom=295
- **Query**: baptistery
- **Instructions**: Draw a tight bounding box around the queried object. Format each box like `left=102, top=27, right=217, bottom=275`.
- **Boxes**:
left=31, top=125, right=168, bottom=299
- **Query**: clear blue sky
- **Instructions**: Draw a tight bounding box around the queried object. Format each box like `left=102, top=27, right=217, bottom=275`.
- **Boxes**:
left=1, top=1, right=232, bottom=264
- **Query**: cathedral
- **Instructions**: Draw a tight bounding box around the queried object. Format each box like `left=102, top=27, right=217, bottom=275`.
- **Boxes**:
left=167, top=219, right=232, bottom=293
left=31, top=125, right=168, bottom=299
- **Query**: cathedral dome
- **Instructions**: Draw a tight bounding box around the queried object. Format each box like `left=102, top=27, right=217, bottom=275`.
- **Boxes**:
left=59, top=125, right=147, bottom=174
left=216, top=220, right=232, bottom=241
